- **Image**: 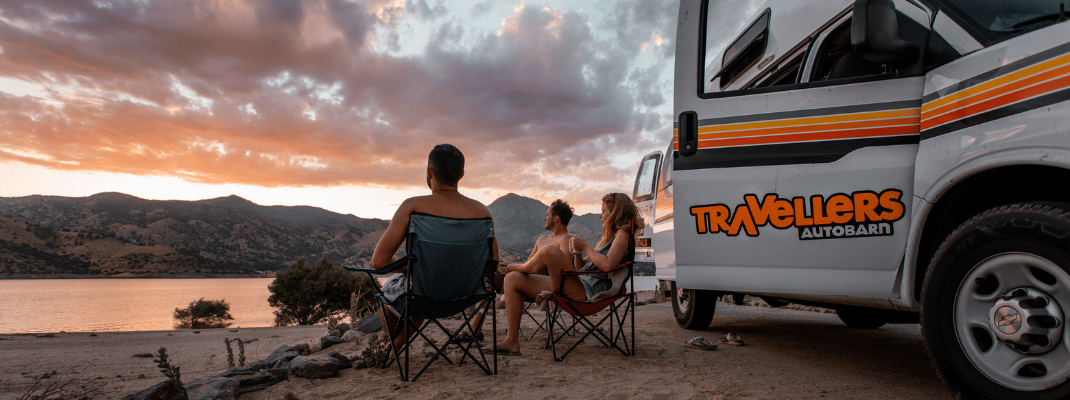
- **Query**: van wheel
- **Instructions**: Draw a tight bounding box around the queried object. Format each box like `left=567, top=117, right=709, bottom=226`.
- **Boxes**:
left=836, top=306, right=887, bottom=329
left=922, top=203, right=1070, bottom=400
left=671, top=281, right=717, bottom=329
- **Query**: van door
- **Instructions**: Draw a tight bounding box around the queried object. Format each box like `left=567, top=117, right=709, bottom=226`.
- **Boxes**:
left=672, top=0, right=931, bottom=299
left=654, top=142, right=677, bottom=282
left=632, top=152, right=661, bottom=265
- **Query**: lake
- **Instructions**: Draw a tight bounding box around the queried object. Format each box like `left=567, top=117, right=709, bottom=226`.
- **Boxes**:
left=0, top=276, right=661, bottom=334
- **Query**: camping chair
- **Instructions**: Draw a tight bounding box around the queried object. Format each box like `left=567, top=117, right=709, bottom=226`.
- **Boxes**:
left=545, top=231, right=636, bottom=362
left=519, top=295, right=574, bottom=341
left=343, top=212, right=498, bottom=382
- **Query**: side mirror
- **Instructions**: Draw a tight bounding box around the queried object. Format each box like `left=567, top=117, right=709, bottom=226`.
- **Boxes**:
left=852, top=0, right=919, bottom=65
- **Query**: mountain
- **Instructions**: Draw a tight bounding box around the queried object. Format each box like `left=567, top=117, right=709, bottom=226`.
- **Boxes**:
left=0, top=192, right=619, bottom=277
left=0, top=193, right=389, bottom=277
left=488, top=193, right=601, bottom=261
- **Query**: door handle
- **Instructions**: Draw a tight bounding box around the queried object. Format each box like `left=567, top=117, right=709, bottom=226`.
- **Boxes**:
left=679, top=111, right=698, bottom=156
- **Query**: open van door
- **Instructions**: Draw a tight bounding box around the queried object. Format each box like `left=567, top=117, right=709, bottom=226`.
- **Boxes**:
left=632, top=151, right=661, bottom=265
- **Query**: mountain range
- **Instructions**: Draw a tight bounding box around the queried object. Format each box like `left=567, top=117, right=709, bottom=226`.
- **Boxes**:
left=0, top=192, right=609, bottom=278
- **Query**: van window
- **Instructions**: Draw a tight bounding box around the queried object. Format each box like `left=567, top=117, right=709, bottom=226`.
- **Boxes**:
left=939, top=0, right=1068, bottom=45
left=706, top=9, right=770, bottom=91
left=811, top=19, right=886, bottom=81
left=750, top=52, right=806, bottom=89
left=660, top=144, right=674, bottom=192
left=633, top=156, right=660, bottom=202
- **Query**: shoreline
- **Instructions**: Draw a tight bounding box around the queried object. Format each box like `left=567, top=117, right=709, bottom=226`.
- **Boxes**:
left=0, top=273, right=278, bottom=280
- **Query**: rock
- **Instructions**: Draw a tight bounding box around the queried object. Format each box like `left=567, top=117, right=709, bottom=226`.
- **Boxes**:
left=138, top=374, right=146, bottom=379
left=328, top=330, right=341, bottom=338
left=257, top=346, right=300, bottom=369
left=341, top=330, right=363, bottom=344
left=328, top=353, right=352, bottom=369
left=220, top=369, right=288, bottom=394
left=121, top=380, right=188, bottom=400
left=289, top=354, right=342, bottom=379
left=293, top=343, right=311, bottom=356
left=35, top=333, right=56, bottom=338
left=354, top=315, right=381, bottom=334
left=335, top=323, right=351, bottom=334
left=184, top=376, right=239, bottom=400
left=320, top=336, right=343, bottom=350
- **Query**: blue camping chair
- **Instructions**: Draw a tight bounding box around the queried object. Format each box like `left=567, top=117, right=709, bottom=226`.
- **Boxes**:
left=344, top=212, right=498, bottom=382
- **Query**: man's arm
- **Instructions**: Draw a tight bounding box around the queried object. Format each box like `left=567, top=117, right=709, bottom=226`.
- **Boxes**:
left=371, top=198, right=416, bottom=269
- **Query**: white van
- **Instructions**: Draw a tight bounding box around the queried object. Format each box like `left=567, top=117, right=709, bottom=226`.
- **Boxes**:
left=634, top=1, right=1070, bottom=399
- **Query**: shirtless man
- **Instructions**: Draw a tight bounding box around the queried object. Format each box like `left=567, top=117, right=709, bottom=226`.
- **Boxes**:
left=532, top=199, right=577, bottom=264
left=371, top=144, right=499, bottom=349
left=463, top=199, right=575, bottom=342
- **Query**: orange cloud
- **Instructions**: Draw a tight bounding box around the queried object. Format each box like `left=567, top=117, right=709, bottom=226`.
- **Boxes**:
left=0, top=0, right=676, bottom=210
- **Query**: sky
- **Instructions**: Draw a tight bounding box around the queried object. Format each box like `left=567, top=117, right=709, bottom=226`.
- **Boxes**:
left=0, top=0, right=678, bottom=220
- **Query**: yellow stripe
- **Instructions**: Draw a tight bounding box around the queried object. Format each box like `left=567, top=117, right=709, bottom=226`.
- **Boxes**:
left=923, top=52, right=1070, bottom=115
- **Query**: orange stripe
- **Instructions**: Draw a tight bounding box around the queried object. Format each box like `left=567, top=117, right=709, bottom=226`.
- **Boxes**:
left=697, top=125, right=918, bottom=149
left=698, top=116, right=918, bottom=141
left=697, top=109, right=918, bottom=135
left=922, top=63, right=1070, bottom=123
left=922, top=72, right=1070, bottom=130
left=924, top=52, right=1070, bottom=113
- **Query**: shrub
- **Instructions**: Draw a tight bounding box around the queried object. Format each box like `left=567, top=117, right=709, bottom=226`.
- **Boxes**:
left=174, top=298, right=234, bottom=329
left=349, top=278, right=379, bottom=323
left=268, top=258, right=373, bottom=326
left=153, top=347, right=182, bottom=385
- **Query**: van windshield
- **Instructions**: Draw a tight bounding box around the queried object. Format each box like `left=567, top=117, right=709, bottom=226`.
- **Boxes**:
left=941, top=0, right=1068, bottom=44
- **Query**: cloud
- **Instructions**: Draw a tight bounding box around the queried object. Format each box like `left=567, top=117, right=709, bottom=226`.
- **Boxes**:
left=0, top=0, right=679, bottom=210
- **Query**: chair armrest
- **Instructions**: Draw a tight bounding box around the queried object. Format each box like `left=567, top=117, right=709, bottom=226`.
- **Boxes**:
left=343, top=256, right=412, bottom=275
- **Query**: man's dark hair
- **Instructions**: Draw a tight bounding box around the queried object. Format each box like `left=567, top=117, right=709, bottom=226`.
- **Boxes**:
left=428, top=144, right=464, bottom=186
left=549, top=199, right=574, bottom=226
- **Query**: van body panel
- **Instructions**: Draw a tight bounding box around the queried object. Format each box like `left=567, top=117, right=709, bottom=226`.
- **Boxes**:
left=915, top=23, right=1070, bottom=203
left=673, top=0, right=925, bottom=298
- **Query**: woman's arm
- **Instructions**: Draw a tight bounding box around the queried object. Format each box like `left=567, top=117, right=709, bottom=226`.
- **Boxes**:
left=574, top=229, right=630, bottom=272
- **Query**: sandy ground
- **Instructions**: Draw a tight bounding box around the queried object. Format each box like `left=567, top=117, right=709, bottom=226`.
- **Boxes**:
left=1, top=292, right=955, bottom=400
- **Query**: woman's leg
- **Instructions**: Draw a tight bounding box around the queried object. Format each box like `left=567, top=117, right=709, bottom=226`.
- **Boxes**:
left=490, top=271, right=587, bottom=353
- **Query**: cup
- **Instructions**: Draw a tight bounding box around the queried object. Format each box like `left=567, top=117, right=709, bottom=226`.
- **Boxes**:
left=570, top=234, right=583, bottom=255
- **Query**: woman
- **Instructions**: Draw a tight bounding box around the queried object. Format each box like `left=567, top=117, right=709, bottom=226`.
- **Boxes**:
left=483, top=193, right=639, bottom=356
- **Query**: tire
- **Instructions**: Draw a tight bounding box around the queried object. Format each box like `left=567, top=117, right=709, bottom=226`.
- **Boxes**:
left=921, top=203, right=1070, bottom=400
left=671, top=281, right=717, bottom=330
left=836, top=306, right=887, bottom=329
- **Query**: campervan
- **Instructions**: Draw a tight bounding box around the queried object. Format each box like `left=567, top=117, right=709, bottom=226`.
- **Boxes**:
left=633, top=1, right=1070, bottom=399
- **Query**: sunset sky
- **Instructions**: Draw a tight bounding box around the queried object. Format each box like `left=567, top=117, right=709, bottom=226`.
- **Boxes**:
left=0, top=0, right=677, bottom=219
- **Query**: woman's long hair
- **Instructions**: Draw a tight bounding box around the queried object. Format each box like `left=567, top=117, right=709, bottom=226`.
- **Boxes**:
left=597, top=193, right=642, bottom=249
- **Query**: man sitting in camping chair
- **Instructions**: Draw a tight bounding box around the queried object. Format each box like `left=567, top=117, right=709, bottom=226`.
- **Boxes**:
left=347, top=144, right=501, bottom=381
left=464, top=199, right=577, bottom=342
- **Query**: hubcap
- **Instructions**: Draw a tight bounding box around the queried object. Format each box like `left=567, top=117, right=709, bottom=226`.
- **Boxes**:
left=955, top=252, right=1070, bottom=391
left=675, top=286, right=689, bottom=313
left=987, top=287, right=1063, bottom=354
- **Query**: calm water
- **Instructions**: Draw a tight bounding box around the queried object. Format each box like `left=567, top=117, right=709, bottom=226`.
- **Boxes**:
left=0, top=276, right=660, bottom=334
left=0, top=279, right=278, bottom=334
